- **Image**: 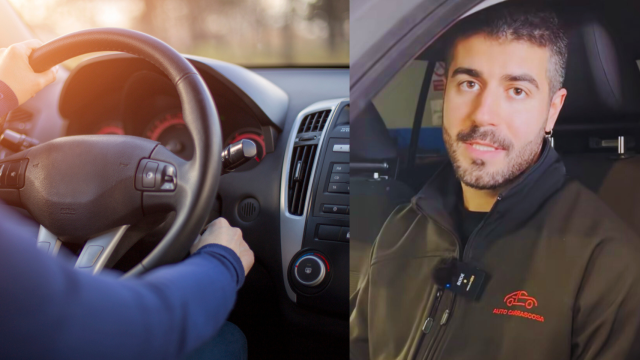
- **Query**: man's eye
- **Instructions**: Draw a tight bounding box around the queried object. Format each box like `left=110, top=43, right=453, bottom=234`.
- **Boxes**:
left=510, top=87, right=526, bottom=98
left=461, top=81, right=478, bottom=90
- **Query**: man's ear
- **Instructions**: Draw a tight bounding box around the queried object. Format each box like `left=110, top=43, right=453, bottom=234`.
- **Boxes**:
left=545, top=88, right=567, bottom=131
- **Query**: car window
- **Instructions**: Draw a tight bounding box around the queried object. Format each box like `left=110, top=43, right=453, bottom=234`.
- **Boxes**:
left=8, top=0, right=349, bottom=67
left=371, top=59, right=448, bottom=189
left=418, top=61, right=446, bottom=157
left=372, top=59, right=429, bottom=166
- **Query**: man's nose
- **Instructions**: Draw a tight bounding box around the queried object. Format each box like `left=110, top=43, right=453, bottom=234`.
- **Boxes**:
left=470, top=87, right=500, bottom=127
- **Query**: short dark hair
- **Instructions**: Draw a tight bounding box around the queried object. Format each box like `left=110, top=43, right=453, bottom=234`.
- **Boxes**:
left=445, top=5, right=568, bottom=95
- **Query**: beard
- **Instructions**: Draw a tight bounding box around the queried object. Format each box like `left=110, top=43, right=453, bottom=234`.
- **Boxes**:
left=443, top=124, right=545, bottom=191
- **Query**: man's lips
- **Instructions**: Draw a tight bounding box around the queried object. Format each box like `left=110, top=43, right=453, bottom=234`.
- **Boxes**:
left=464, top=140, right=504, bottom=150
left=463, top=141, right=507, bottom=158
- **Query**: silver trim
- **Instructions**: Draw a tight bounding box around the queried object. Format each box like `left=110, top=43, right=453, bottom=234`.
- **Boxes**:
left=74, top=225, right=130, bottom=275
left=280, top=98, right=348, bottom=302
left=37, top=226, right=62, bottom=256
left=462, top=0, right=506, bottom=19
left=332, top=144, right=350, bottom=153
left=294, top=255, right=326, bottom=287
left=619, top=136, right=625, bottom=155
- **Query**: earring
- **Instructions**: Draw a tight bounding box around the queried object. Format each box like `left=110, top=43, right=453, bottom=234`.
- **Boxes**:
left=545, top=129, right=554, bottom=148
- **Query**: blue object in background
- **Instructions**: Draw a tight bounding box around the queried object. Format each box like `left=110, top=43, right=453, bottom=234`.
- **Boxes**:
left=387, top=127, right=446, bottom=154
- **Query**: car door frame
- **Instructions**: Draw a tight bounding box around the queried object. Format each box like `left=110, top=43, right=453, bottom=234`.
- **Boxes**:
left=351, top=0, right=484, bottom=119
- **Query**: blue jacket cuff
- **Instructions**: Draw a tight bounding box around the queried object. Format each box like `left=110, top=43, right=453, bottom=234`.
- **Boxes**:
left=193, top=243, right=246, bottom=289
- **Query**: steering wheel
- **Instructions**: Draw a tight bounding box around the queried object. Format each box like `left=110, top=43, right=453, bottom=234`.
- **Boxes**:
left=0, top=28, right=222, bottom=276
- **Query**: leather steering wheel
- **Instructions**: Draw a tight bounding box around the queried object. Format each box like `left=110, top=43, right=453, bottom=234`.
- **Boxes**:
left=0, top=28, right=222, bottom=276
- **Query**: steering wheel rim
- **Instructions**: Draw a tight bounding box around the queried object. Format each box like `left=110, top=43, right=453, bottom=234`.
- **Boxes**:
left=26, top=27, right=222, bottom=276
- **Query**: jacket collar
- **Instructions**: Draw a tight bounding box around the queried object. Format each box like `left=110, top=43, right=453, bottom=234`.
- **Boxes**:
left=412, top=139, right=567, bottom=239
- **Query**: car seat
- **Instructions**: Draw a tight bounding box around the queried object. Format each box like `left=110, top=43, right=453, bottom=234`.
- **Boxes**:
left=556, top=18, right=640, bottom=236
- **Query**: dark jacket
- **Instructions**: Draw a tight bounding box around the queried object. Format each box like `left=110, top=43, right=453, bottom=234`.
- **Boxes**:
left=350, top=140, right=640, bottom=360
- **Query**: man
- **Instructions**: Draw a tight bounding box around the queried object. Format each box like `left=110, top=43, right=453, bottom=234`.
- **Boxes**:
left=0, top=40, right=254, bottom=360
left=350, top=5, right=640, bottom=360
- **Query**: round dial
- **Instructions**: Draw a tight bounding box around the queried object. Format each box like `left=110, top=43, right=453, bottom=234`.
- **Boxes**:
left=144, top=112, right=194, bottom=160
left=294, top=254, right=326, bottom=287
left=95, top=123, right=124, bottom=135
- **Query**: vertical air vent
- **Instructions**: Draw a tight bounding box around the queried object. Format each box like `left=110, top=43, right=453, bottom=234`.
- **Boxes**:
left=287, top=144, right=318, bottom=215
left=297, top=110, right=330, bottom=134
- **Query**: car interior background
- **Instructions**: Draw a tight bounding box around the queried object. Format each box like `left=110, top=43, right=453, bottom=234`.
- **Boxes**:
left=1, top=0, right=350, bottom=358
left=351, top=0, right=640, bottom=296
left=5, top=0, right=640, bottom=357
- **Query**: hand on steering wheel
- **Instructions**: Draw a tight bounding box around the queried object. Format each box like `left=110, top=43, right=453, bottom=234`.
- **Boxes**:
left=0, top=28, right=224, bottom=277
left=0, top=39, right=58, bottom=105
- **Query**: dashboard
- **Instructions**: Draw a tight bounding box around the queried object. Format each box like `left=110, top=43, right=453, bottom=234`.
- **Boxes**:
left=8, top=54, right=350, bottom=353
left=53, top=56, right=351, bottom=324
left=61, top=54, right=281, bottom=166
left=78, top=109, right=266, bottom=162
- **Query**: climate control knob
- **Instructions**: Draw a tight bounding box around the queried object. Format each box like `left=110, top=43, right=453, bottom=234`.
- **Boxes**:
left=293, top=254, right=326, bottom=287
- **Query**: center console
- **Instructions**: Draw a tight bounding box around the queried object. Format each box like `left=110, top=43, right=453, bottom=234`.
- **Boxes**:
left=280, top=98, right=349, bottom=316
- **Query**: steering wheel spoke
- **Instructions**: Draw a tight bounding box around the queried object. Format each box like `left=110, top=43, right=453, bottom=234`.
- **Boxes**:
left=74, top=225, right=130, bottom=275
left=36, top=226, right=62, bottom=256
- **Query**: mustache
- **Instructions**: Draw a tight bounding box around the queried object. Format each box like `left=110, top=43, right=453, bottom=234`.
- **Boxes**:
left=456, top=126, right=512, bottom=150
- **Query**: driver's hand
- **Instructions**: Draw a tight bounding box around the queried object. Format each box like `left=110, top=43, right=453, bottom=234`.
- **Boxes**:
left=0, top=40, right=58, bottom=105
left=191, top=217, right=254, bottom=276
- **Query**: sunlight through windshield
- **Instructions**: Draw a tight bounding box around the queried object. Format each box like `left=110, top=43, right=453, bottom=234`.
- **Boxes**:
left=9, top=0, right=349, bottom=67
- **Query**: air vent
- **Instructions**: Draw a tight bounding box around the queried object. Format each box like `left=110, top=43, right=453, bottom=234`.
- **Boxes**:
left=287, top=144, right=318, bottom=215
left=297, top=110, right=330, bottom=134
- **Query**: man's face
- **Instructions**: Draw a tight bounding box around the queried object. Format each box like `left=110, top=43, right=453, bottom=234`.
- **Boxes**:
left=443, top=34, right=566, bottom=190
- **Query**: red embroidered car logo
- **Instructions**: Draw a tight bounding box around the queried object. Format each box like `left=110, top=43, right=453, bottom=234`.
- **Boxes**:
left=504, top=291, right=538, bottom=309
left=493, top=290, right=544, bottom=322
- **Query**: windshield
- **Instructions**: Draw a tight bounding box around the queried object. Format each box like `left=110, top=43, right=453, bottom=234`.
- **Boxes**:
left=8, top=0, right=349, bottom=67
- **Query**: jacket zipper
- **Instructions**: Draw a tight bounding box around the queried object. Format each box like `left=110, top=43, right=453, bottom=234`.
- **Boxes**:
left=422, top=198, right=502, bottom=360
left=413, top=195, right=504, bottom=360
left=424, top=288, right=444, bottom=334
left=414, top=287, right=444, bottom=357
left=413, top=287, right=444, bottom=359
left=409, top=214, right=461, bottom=360
left=425, top=295, right=456, bottom=360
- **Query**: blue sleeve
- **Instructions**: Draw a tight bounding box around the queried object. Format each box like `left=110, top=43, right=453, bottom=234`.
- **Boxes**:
left=0, top=80, right=19, bottom=117
left=0, top=204, right=245, bottom=360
